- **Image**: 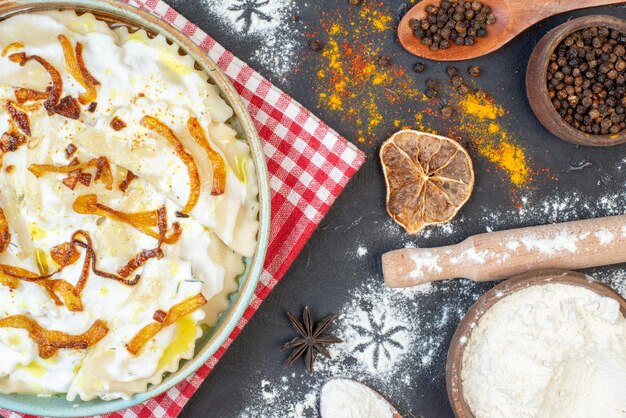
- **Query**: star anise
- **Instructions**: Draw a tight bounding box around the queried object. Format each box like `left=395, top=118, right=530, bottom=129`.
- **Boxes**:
left=281, top=306, right=342, bottom=373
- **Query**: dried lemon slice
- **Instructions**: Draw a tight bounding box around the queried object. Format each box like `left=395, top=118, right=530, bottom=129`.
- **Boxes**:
left=380, top=130, right=474, bottom=234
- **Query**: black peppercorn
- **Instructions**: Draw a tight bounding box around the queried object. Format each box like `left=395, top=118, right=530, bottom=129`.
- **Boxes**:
left=411, top=0, right=496, bottom=48
left=377, top=56, right=391, bottom=67
left=308, top=40, right=324, bottom=51
left=547, top=25, right=626, bottom=135
left=441, top=105, right=454, bottom=118
left=447, top=66, right=459, bottom=77
left=426, top=78, right=439, bottom=89
left=413, top=62, right=426, bottom=73
left=468, top=65, right=481, bottom=77
left=450, top=75, right=464, bottom=87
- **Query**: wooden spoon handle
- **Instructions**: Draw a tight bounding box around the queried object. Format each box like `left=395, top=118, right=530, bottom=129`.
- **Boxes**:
left=383, top=215, right=626, bottom=288
left=514, top=0, right=626, bottom=21
left=549, top=0, right=626, bottom=13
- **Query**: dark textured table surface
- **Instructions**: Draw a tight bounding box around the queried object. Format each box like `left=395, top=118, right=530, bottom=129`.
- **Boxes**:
left=165, top=1, right=626, bottom=417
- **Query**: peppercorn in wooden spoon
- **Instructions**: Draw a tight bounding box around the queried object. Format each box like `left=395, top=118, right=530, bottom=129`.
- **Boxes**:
left=398, top=0, right=626, bottom=61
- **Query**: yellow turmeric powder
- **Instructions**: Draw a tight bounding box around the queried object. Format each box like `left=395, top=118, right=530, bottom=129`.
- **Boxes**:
left=456, top=92, right=530, bottom=186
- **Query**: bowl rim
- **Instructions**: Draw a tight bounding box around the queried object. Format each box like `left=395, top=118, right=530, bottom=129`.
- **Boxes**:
left=0, top=0, right=271, bottom=416
left=526, top=15, right=626, bottom=147
left=445, top=269, right=626, bottom=418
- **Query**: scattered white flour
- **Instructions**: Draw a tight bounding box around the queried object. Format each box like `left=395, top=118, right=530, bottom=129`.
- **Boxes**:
left=409, top=252, right=442, bottom=279
left=356, top=245, right=368, bottom=258
left=170, top=0, right=301, bottom=83
left=596, top=229, right=616, bottom=246
left=238, top=275, right=480, bottom=417
left=450, top=248, right=489, bottom=265
left=320, top=379, right=394, bottom=418
left=339, top=289, right=413, bottom=374
left=462, top=283, right=626, bottom=418
left=517, top=231, right=581, bottom=255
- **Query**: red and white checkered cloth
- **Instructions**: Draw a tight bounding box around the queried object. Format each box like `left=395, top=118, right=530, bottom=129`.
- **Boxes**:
left=0, top=1, right=364, bottom=417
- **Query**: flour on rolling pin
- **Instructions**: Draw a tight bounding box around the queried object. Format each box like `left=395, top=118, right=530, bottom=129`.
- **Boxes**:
left=383, top=215, right=626, bottom=288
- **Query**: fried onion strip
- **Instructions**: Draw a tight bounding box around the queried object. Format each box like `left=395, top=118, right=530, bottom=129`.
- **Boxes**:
left=94, top=157, right=113, bottom=190
left=187, top=117, right=226, bottom=196
left=19, top=55, right=62, bottom=114
left=0, top=265, right=74, bottom=307
left=0, top=262, right=85, bottom=310
left=119, top=170, right=137, bottom=193
left=141, top=116, right=200, bottom=214
left=0, top=208, right=10, bottom=254
left=0, top=132, right=26, bottom=154
left=1, top=42, right=24, bottom=57
left=28, top=157, right=114, bottom=190
left=5, top=101, right=30, bottom=136
left=40, top=279, right=83, bottom=312
left=0, top=264, right=49, bottom=282
left=126, top=293, right=207, bottom=355
left=117, top=248, right=163, bottom=278
left=76, top=43, right=100, bottom=88
left=0, top=271, right=17, bottom=289
left=55, top=96, right=80, bottom=120
left=15, top=87, right=49, bottom=104
left=50, top=242, right=80, bottom=267
left=58, top=34, right=99, bottom=105
left=73, top=194, right=182, bottom=244
left=70, top=230, right=154, bottom=287
left=0, top=315, right=108, bottom=358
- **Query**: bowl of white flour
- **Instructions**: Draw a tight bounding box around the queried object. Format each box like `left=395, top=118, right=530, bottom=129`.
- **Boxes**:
left=446, top=269, right=626, bottom=418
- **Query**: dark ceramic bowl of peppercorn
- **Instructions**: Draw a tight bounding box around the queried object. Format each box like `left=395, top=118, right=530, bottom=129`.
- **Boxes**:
left=527, top=15, right=626, bottom=147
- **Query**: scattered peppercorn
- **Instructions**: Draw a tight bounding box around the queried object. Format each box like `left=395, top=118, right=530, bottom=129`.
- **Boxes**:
left=290, top=15, right=299, bottom=23
left=450, top=75, right=463, bottom=87
left=447, top=66, right=459, bottom=77
left=413, top=62, right=426, bottom=73
left=547, top=26, right=626, bottom=135
left=426, top=78, right=439, bottom=90
left=349, top=0, right=361, bottom=5
left=409, top=0, right=496, bottom=50
left=308, top=40, right=324, bottom=52
left=468, top=65, right=481, bottom=77
left=377, top=56, right=391, bottom=67
left=425, top=89, right=438, bottom=99
left=441, top=105, right=454, bottom=117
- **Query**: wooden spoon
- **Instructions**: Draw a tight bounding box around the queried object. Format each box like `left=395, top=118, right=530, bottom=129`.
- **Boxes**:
left=398, top=0, right=625, bottom=61
left=320, top=378, right=402, bottom=418
left=382, top=214, right=626, bottom=288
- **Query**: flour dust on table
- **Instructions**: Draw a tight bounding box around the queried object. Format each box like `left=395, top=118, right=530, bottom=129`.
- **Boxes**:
left=238, top=275, right=484, bottom=417
left=168, top=0, right=302, bottom=83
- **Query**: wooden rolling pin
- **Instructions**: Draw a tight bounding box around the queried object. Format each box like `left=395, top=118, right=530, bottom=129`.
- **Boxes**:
left=383, top=215, right=626, bottom=288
